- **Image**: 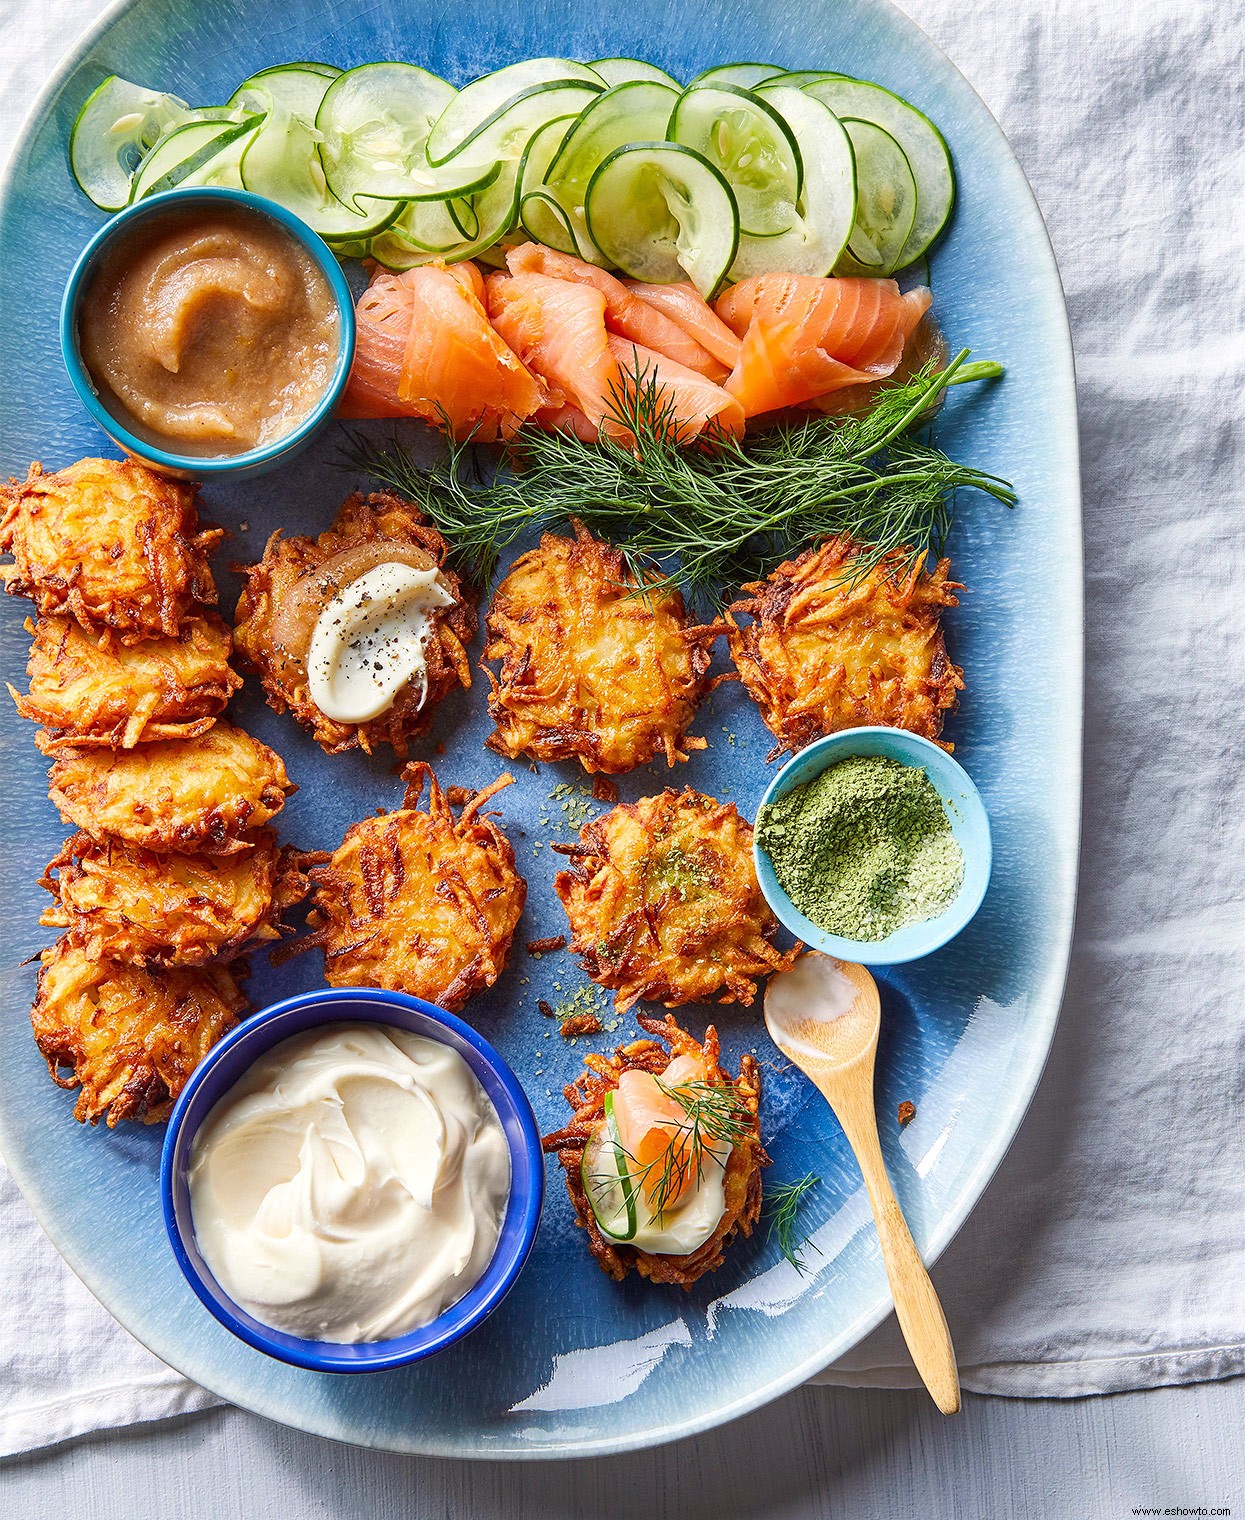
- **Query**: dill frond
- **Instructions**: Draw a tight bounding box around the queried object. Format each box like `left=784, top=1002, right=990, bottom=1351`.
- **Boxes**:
left=343, top=353, right=1013, bottom=604
left=765, top=1173, right=822, bottom=1273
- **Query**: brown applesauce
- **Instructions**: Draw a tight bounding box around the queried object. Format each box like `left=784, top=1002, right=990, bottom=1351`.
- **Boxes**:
left=78, top=204, right=340, bottom=457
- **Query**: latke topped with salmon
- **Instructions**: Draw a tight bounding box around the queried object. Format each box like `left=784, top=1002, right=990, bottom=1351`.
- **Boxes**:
left=484, top=522, right=719, bottom=774
left=542, top=1014, right=766, bottom=1287
left=554, top=788, right=798, bottom=1011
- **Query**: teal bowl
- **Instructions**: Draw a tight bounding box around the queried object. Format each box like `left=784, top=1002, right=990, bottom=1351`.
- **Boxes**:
left=59, top=186, right=356, bottom=480
left=754, top=728, right=993, bottom=965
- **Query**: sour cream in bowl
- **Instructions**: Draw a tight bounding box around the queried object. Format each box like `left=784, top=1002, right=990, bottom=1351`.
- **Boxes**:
left=161, top=988, right=543, bottom=1371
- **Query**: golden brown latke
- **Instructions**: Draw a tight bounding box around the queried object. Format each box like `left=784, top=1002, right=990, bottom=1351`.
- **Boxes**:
left=31, top=938, right=246, bottom=1126
left=232, top=490, right=476, bottom=755
left=553, top=788, right=797, bottom=1012
left=483, top=522, right=719, bottom=774
left=542, top=1014, right=766, bottom=1286
left=40, top=828, right=320, bottom=967
left=10, top=613, right=240, bottom=753
left=0, top=458, right=221, bottom=642
left=47, top=720, right=294, bottom=854
left=302, top=763, right=526, bottom=1012
left=726, top=537, right=964, bottom=760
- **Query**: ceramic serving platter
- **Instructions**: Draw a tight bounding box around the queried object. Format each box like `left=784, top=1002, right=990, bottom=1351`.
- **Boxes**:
left=0, top=0, right=1081, bottom=1459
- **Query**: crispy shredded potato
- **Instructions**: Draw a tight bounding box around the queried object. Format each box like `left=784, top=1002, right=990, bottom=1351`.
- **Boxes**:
left=0, top=459, right=220, bottom=641
left=10, top=613, right=240, bottom=752
left=302, top=763, right=526, bottom=1012
left=727, top=537, right=964, bottom=759
left=48, top=720, right=294, bottom=854
left=31, top=938, right=246, bottom=1126
left=233, top=491, right=476, bottom=756
left=40, top=828, right=320, bottom=966
left=554, top=788, right=797, bottom=1012
left=483, top=522, right=719, bottom=774
left=542, top=1014, right=766, bottom=1286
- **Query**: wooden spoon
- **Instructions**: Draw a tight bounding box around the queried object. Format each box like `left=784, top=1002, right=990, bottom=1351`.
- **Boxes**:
left=764, top=951, right=961, bottom=1415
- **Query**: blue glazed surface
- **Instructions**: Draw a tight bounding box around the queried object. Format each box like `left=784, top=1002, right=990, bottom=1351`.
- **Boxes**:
left=162, top=988, right=544, bottom=1372
left=754, top=728, right=993, bottom=964
left=0, top=0, right=1081, bottom=1459
left=60, top=185, right=358, bottom=479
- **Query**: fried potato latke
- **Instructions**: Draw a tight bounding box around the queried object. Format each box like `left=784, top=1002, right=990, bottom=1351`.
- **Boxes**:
left=542, top=1014, right=766, bottom=1286
left=302, top=764, right=526, bottom=1012
left=47, top=720, right=294, bottom=854
left=0, top=459, right=221, bottom=642
left=40, top=828, right=319, bottom=966
left=484, top=522, right=719, bottom=774
left=31, top=938, right=246, bottom=1126
left=10, top=613, right=240, bottom=753
left=554, top=788, right=797, bottom=1012
left=727, top=537, right=964, bottom=759
left=232, top=490, right=476, bottom=755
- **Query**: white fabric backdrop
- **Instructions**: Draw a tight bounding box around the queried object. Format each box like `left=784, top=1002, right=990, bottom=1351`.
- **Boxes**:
left=2, top=0, right=1243, bottom=1458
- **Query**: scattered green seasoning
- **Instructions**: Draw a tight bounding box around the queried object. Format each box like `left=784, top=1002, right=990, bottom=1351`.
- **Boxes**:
left=758, top=755, right=964, bottom=942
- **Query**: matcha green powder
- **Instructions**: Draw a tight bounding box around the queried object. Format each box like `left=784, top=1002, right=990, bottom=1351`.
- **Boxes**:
left=758, top=754, right=964, bottom=942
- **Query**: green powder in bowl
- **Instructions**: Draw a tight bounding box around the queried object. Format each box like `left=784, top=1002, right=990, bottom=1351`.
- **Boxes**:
left=757, top=754, right=965, bottom=942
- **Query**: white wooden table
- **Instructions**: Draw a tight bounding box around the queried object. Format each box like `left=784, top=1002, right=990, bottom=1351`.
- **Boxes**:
left=1, top=1382, right=1242, bottom=1516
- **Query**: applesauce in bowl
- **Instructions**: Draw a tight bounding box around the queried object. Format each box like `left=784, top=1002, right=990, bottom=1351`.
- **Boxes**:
left=62, top=187, right=355, bottom=479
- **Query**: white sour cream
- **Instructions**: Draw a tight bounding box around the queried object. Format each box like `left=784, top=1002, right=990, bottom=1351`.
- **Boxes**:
left=306, top=561, right=454, bottom=724
left=188, top=1023, right=510, bottom=1343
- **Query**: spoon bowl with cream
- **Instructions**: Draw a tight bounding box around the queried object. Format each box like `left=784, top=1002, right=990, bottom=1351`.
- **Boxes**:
left=161, top=987, right=543, bottom=1370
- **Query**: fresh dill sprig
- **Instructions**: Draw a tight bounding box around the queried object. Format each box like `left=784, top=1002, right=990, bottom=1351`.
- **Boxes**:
left=640, top=1078, right=753, bottom=1223
left=765, top=1173, right=822, bottom=1274
left=342, top=351, right=1014, bottom=607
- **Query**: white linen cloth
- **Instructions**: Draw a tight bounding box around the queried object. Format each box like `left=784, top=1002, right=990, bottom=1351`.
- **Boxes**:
left=2, top=0, right=1243, bottom=1459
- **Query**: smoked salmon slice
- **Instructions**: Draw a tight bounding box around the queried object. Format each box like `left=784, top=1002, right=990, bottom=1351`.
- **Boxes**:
left=339, top=269, right=416, bottom=419
left=623, top=280, right=743, bottom=373
left=486, top=270, right=622, bottom=433
left=607, top=334, right=745, bottom=441
left=396, top=262, right=545, bottom=440
left=507, top=245, right=728, bottom=381
left=612, top=1054, right=706, bottom=1207
left=715, top=273, right=932, bottom=416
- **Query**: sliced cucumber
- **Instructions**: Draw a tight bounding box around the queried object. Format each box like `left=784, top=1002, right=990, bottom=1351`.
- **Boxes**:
left=70, top=76, right=191, bottom=211
left=128, top=116, right=259, bottom=201
left=370, top=147, right=526, bottom=268
left=585, top=141, right=739, bottom=298
left=764, top=69, right=845, bottom=89
left=227, top=62, right=340, bottom=122
left=668, top=82, right=801, bottom=238
left=316, top=62, right=497, bottom=208
left=728, top=86, right=854, bottom=278
left=581, top=1097, right=639, bottom=1242
left=589, top=57, right=680, bottom=89
left=802, top=76, right=954, bottom=266
left=240, top=104, right=398, bottom=240
left=542, top=80, right=679, bottom=260
left=837, top=118, right=916, bottom=274
left=517, top=114, right=580, bottom=250
left=691, top=62, right=783, bottom=89
left=426, top=59, right=603, bottom=164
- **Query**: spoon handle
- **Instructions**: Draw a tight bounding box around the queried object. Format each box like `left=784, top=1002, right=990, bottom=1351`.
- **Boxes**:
left=825, top=1080, right=961, bottom=1415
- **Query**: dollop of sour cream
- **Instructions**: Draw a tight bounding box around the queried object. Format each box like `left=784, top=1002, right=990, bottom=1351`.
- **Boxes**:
left=188, top=1024, right=510, bottom=1343
left=625, top=1145, right=730, bottom=1255
left=306, top=561, right=454, bottom=724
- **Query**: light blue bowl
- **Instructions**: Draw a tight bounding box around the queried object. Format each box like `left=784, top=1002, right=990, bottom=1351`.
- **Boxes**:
left=60, top=186, right=356, bottom=480
left=161, top=987, right=544, bottom=1372
left=754, top=729, right=993, bottom=965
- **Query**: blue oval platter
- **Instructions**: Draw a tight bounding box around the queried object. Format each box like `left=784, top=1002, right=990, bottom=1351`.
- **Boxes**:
left=0, top=0, right=1081, bottom=1459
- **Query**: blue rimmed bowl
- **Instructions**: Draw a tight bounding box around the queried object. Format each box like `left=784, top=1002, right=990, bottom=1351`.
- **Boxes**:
left=160, top=987, right=544, bottom=1372
left=754, top=728, right=993, bottom=965
left=60, top=186, right=356, bottom=481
